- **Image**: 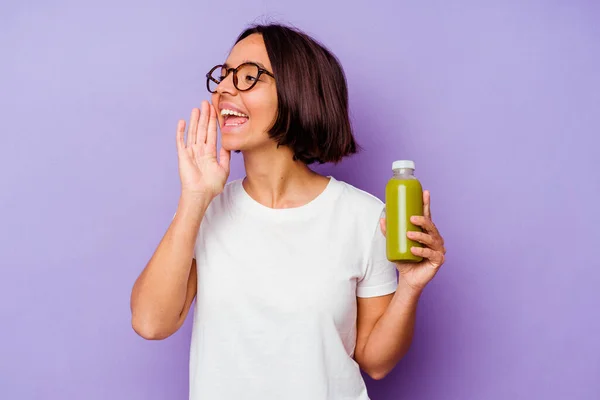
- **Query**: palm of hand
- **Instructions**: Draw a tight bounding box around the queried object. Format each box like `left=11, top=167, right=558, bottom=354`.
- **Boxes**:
left=176, top=101, right=231, bottom=199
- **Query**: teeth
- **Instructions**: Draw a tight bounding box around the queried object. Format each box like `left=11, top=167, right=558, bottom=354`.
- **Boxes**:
left=220, top=109, right=248, bottom=118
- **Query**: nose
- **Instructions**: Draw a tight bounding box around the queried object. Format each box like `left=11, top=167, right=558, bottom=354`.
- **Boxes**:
left=216, top=70, right=238, bottom=96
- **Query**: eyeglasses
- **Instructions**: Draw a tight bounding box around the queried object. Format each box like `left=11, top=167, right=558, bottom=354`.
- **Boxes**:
left=206, top=62, right=275, bottom=94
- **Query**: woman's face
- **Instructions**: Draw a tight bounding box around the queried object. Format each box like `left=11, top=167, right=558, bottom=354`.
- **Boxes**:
left=211, top=34, right=278, bottom=152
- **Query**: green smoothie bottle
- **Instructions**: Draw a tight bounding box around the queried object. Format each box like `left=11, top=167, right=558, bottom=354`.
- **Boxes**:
left=385, top=160, right=424, bottom=262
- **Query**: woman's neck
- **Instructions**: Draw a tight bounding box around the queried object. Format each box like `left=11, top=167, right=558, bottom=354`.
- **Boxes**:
left=241, top=145, right=329, bottom=209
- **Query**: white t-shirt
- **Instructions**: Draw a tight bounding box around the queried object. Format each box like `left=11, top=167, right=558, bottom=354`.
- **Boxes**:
left=189, top=176, right=398, bottom=400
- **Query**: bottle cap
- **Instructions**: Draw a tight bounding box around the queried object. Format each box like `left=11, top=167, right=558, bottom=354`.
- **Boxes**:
left=392, top=160, right=416, bottom=170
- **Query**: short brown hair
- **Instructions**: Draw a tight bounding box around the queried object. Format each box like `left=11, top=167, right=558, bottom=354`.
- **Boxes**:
left=236, top=24, right=359, bottom=164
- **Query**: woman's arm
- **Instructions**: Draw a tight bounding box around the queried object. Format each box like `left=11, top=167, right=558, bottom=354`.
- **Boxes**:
left=355, top=190, right=446, bottom=379
left=354, top=283, right=421, bottom=380
left=130, top=195, right=210, bottom=340
left=130, top=102, right=230, bottom=340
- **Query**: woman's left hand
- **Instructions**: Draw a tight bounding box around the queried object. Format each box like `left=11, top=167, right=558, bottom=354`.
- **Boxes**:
left=380, top=190, right=446, bottom=294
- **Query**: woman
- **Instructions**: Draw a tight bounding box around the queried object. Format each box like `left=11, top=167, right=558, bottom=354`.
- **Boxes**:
left=130, top=23, right=446, bottom=400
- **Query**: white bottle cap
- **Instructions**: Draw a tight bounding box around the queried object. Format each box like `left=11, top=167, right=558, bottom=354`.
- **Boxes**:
left=392, top=160, right=416, bottom=170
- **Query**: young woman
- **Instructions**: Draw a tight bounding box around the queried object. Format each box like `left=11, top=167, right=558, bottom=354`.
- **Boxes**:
left=131, top=23, right=446, bottom=400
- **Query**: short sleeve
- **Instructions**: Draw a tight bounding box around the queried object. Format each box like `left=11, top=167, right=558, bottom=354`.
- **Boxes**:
left=356, top=214, right=398, bottom=298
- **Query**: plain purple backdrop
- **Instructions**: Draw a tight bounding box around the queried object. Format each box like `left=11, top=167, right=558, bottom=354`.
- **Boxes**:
left=1, top=1, right=599, bottom=399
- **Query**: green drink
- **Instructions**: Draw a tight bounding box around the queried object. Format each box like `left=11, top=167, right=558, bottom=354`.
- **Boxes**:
left=385, top=160, right=424, bottom=262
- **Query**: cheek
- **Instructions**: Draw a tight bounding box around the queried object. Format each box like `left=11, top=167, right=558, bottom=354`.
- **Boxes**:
left=258, top=94, right=278, bottom=127
left=267, top=87, right=278, bottom=118
left=245, top=93, right=277, bottom=130
left=260, top=102, right=278, bottom=127
left=267, top=96, right=278, bottom=123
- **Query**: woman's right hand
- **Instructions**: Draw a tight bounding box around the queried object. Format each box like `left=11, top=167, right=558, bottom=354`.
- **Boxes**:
left=176, top=101, right=231, bottom=201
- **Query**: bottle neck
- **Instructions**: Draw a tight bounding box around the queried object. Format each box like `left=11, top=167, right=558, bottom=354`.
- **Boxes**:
left=393, top=168, right=415, bottom=178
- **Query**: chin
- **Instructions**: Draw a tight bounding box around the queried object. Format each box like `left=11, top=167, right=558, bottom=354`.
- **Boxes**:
left=221, top=137, right=246, bottom=152
left=221, top=131, right=270, bottom=153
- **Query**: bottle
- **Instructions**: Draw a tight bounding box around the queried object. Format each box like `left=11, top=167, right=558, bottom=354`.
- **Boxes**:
left=385, top=160, right=424, bottom=262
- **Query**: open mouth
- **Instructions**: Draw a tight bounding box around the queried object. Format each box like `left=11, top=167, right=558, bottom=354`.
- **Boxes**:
left=221, top=109, right=249, bottom=127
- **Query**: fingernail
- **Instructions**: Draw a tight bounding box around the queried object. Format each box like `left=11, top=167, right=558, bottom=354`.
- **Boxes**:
left=410, top=216, right=418, bottom=222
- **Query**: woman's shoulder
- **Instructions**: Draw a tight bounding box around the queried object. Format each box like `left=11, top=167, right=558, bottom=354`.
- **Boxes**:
left=334, top=178, right=384, bottom=209
left=331, top=178, right=386, bottom=227
left=330, top=178, right=385, bottom=240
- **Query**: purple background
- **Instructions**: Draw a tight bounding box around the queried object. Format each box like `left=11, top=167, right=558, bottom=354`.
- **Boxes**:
left=1, top=1, right=599, bottom=399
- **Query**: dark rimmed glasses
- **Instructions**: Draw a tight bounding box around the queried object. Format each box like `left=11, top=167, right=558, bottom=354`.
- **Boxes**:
left=206, top=62, right=275, bottom=94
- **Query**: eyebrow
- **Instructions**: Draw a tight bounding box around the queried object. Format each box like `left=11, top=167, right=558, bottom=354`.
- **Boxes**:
left=222, top=60, right=268, bottom=70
